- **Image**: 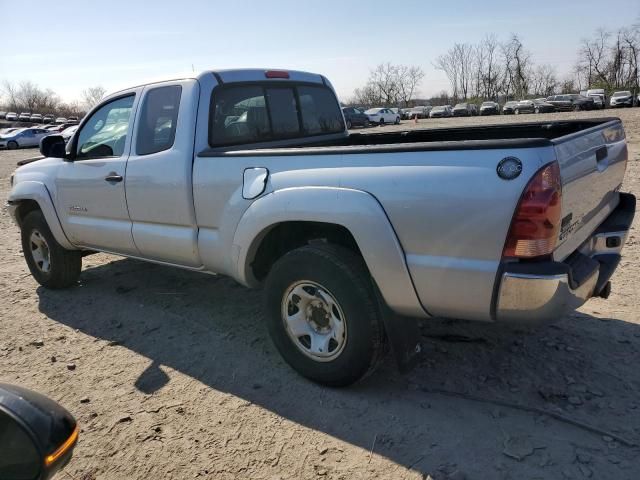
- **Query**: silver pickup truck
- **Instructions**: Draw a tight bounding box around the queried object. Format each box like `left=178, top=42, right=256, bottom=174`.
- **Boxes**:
left=7, top=69, right=636, bottom=386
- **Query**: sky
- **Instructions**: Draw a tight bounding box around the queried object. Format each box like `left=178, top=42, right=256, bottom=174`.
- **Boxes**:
left=2, top=0, right=639, bottom=103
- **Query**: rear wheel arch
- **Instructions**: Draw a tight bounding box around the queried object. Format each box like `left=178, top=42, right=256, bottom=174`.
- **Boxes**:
left=232, top=187, right=427, bottom=318
left=250, top=221, right=363, bottom=283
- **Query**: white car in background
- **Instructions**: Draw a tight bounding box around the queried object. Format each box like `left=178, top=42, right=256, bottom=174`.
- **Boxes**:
left=364, top=107, right=400, bottom=125
left=0, top=127, right=50, bottom=149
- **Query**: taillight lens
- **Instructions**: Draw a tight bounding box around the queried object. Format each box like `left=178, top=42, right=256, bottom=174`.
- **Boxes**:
left=503, top=162, right=562, bottom=258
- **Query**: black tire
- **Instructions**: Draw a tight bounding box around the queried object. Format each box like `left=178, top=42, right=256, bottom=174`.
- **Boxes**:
left=21, top=210, right=81, bottom=289
left=346, top=120, right=352, bottom=129
left=263, top=244, right=386, bottom=386
left=379, top=119, right=385, bottom=126
left=573, top=104, right=581, bottom=112
left=7, top=140, right=18, bottom=150
left=364, top=120, right=370, bottom=128
left=394, top=116, right=400, bottom=124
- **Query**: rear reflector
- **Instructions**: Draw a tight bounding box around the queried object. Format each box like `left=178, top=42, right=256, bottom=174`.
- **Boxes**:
left=503, top=162, right=562, bottom=259
left=265, top=70, right=289, bottom=79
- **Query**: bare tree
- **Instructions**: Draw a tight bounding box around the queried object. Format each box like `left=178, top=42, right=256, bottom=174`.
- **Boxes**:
left=351, top=63, right=424, bottom=107
left=81, top=86, right=106, bottom=110
left=434, top=43, right=474, bottom=101
left=396, top=65, right=425, bottom=107
left=531, top=64, right=558, bottom=96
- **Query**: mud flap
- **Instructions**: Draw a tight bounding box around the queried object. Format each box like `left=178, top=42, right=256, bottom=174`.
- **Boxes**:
left=378, top=296, right=422, bottom=373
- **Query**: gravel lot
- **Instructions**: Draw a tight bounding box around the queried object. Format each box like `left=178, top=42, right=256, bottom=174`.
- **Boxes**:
left=1, top=109, right=639, bottom=480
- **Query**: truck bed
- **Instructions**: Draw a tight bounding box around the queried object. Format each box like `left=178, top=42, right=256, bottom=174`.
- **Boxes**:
left=200, top=118, right=620, bottom=156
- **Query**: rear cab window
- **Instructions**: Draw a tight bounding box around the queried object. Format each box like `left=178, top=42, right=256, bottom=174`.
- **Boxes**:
left=136, top=85, right=182, bottom=155
left=209, top=82, right=344, bottom=147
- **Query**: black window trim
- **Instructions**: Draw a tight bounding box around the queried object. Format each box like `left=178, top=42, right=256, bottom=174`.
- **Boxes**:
left=208, top=81, right=345, bottom=148
left=72, top=92, right=136, bottom=161
left=135, top=84, right=182, bottom=156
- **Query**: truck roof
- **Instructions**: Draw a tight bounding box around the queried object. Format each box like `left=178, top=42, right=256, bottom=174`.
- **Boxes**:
left=106, top=69, right=327, bottom=98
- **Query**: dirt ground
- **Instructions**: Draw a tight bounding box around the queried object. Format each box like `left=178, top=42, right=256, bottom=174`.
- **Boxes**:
left=1, top=109, right=639, bottom=480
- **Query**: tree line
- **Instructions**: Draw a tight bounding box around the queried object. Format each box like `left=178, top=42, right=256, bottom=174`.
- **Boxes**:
left=1, top=81, right=106, bottom=118
left=350, top=18, right=639, bottom=107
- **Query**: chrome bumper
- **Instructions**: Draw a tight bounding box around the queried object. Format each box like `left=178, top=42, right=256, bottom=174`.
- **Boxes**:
left=496, top=269, right=598, bottom=323
left=495, top=192, right=635, bottom=324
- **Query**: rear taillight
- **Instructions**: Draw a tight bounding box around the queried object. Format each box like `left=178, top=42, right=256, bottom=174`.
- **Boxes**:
left=503, top=162, right=562, bottom=259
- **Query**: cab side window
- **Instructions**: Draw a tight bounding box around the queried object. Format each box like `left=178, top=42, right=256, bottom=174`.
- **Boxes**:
left=136, top=86, right=182, bottom=155
left=76, top=95, right=135, bottom=160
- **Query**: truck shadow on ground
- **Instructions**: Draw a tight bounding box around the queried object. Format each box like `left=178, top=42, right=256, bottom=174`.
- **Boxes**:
left=36, top=257, right=640, bottom=478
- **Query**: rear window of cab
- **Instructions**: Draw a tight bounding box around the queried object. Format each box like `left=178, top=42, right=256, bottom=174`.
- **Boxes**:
left=209, top=83, right=344, bottom=147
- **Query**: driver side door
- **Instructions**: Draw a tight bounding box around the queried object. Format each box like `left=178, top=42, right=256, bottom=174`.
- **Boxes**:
left=55, top=90, right=141, bottom=255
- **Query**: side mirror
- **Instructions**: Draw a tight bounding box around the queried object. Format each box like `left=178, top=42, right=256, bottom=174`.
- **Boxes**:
left=39, top=135, right=66, bottom=159
left=0, top=383, right=78, bottom=480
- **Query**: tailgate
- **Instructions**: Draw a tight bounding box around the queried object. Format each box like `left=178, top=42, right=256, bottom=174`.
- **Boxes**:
left=553, top=119, right=628, bottom=261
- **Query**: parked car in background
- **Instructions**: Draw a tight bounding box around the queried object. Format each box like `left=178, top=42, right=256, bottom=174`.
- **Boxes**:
left=342, top=107, right=370, bottom=128
left=0, top=127, right=19, bottom=135
left=546, top=94, right=595, bottom=111
left=479, top=101, right=500, bottom=115
left=407, top=106, right=432, bottom=119
left=43, top=114, right=55, bottom=124
left=0, top=127, right=49, bottom=149
left=501, top=101, right=518, bottom=114
left=59, top=124, right=79, bottom=143
left=513, top=99, right=555, bottom=114
left=18, top=112, right=32, bottom=122
left=68, top=116, right=79, bottom=122
left=610, top=91, right=634, bottom=108
left=5, top=112, right=18, bottom=121
left=364, top=107, right=400, bottom=125
left=452, top=103, right=476, bottom=116
left=586, top=89, right=606, bottom=109
left=0, top=111, right=6, bottom=119
left=429, top=105, right=452, bottom=118
left=400, top=108, right=412, bottom=119
left=30, top=113, right=43, bottom=123
left=55, top=117, right=68, bottom=124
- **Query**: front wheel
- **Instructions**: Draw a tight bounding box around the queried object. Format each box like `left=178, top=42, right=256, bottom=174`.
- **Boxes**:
left=364, top=120, right=370, bottom=128
left=394, top=116, right=400, bottom=124
left=263, top=245, right=386, bottom=386
left=379, top=119, right=385, bottom=126
left=20, top=210, right=82, bottom=289
left=346, top=120, right=352, bottom=129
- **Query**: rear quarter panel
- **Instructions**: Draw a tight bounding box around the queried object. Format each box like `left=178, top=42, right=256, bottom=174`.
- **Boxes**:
left=194, top=145, right=553, bottom=321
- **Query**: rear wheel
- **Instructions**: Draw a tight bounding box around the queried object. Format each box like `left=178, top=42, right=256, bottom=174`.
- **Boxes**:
left=379, top=119, right=385, bottom=126
left=346, top=120, right=352, bottom=129
left=7, top=140, right=18, bottom=150
left=364, top=120, right=370, bottom=128
left=263, top=244, right=386, bottom=386
left=573, top=104, right=581, bottom=112
left=394, top=116, right=400, bottom=124
left=20, top=210, right=82, bottom=289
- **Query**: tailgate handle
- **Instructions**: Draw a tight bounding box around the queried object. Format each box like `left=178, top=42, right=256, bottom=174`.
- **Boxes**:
left=595, top=146, right=608, bottom=163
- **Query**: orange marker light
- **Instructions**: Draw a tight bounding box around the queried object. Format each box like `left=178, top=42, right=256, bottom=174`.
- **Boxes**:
left=45, top=424, right=79, bottom=467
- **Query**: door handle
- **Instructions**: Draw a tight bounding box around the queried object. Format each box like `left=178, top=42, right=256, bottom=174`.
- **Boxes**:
left=104, top=174, right=123, bottom=183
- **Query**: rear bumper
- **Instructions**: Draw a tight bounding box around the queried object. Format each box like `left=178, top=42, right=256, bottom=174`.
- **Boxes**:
left=495, top=192, right=635, bottom=324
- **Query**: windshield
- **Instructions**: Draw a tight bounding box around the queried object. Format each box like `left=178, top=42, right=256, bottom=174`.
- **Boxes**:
left=365, top=108, right=381, bottom=114
left=613, top=91, right=631, bottom=97
left=432, top=106, right=445, bottom=112
left=454, top=103, right=466, bottom=108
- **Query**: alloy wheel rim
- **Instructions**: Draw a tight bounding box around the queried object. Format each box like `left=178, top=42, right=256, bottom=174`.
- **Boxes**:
left=30, top=230, right=51, bottom=273
left=281, top=281, right=347, bottom=362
